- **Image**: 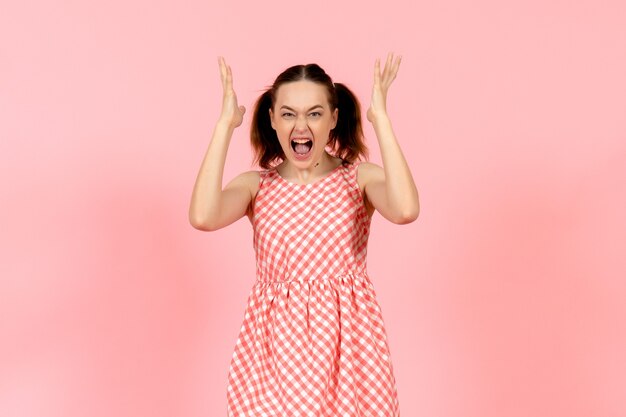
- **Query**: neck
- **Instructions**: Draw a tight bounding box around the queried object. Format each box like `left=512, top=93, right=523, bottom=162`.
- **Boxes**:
left=281, top=153, right=339, bottom=180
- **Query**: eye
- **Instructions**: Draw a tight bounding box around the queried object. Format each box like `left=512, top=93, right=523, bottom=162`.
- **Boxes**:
left=281, top=112, right=294, bottom=118
left=309, top=112, right=322, bottom=117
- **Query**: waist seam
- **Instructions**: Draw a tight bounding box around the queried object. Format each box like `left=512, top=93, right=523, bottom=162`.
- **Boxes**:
left=255, top=271, right=369, bottom=284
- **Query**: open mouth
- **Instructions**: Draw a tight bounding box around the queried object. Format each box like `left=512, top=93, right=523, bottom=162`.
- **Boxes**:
left=291, top=139, right=313, bottom=155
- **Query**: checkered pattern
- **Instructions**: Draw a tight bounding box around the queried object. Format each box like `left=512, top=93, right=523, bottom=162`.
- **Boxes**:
left=226, top=161, right=401, bottom=416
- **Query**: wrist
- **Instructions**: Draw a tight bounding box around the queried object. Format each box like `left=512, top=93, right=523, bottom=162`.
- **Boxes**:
left=216, top=117, right=238, bottom=131
left=369, top=112, right=391, bottom=127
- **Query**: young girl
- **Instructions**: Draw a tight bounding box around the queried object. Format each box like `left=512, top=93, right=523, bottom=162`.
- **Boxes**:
left=189, top=53, right=419, bottom=417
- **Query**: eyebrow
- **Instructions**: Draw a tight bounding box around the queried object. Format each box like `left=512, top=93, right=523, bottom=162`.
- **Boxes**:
left=279, top=105, right=324, bottom=112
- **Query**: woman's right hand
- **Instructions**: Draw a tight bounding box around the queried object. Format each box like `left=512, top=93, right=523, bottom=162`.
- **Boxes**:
left=217, top=56, right=246, bottom=129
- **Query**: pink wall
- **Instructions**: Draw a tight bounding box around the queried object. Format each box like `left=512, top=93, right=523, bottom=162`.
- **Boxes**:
left=1, top=0, right=625, bottom=416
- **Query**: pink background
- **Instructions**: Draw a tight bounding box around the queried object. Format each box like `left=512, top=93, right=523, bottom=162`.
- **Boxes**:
left=2, top=0, right=625, bottom=416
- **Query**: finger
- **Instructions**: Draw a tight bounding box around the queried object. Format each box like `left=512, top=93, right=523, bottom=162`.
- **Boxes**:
left=383, top=54, right=401, bottom=88
left=381, top=52, right=393, bottom=85
left=374, top=58, right=381, bottom=84
left=384, top=52, right=393, bottom=78
left=220, top=57, right=231, bottom=90
left=390, top=55, right=400, bottom=71
left=388, top=55, right=401, bottom=82
left=226, top=64, right=234, bottom=89
left=218, top=56, right=227, bottom=86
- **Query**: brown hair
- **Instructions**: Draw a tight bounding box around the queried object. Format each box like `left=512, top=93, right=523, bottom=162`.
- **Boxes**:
left=250, top=63, right=369, bottom=169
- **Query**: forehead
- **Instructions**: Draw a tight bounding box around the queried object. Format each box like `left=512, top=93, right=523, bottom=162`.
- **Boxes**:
left=274, top=80, right=331, bottom=108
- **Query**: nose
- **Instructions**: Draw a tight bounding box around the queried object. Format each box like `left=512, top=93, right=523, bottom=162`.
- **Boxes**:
left=294, top=114, right=309, bottom=132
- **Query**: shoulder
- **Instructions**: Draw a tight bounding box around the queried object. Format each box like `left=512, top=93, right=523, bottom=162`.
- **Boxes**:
left=230, top=169, right=261, bottom=184
left=353, top=161, right=383, bottom=217
left=237, top=169, right=262, bottom=194
left=224, top=169, right=262, bottom=199
left=226, top=170, right=263, bottom=223
left=355, top=161, right=384, bottom=191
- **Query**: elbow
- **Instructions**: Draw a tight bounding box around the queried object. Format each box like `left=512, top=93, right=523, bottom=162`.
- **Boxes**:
left=395, top=206, right=420, bottom=225
left=189, top=214, right=215, bottom=232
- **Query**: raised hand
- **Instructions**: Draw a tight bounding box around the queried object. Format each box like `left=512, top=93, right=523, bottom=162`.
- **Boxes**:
left=218, top=56, right=246, bottom=129
left=367, top=52, right=402, bottom=123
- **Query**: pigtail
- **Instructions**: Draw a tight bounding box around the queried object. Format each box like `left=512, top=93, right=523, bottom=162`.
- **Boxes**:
left=329, top=83, right=369, bottom=163
left=250, top=89, right=284, bottom=169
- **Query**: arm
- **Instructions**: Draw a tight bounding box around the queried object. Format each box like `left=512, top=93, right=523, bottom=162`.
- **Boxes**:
left=363, top=53, right=420, bottom=224
left=188, top=57, right=252, bottom=231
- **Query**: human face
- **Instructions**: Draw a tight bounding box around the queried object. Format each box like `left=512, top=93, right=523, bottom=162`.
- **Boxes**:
left=269, top=80, right=338, bottom=167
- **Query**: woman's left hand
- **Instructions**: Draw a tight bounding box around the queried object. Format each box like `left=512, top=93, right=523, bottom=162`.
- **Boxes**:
left=367, top=52, right=402, bottom=123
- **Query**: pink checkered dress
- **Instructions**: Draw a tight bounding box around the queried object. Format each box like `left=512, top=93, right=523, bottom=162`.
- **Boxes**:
left=226, top=160, right=401, bottom=416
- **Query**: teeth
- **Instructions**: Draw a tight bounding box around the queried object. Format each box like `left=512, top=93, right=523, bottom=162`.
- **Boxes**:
left=292, top=138, right=311, bottom=143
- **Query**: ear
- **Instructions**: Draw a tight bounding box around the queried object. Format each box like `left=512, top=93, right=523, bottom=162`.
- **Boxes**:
left=269, top=107, right=276, bottom=130
left=332, top=107, right=338, bottom=129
